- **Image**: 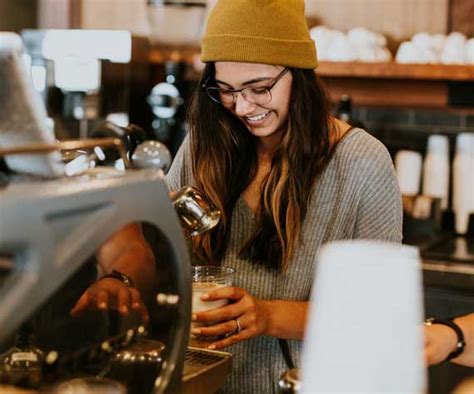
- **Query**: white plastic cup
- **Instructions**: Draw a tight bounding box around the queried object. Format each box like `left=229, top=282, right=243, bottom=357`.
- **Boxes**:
left=301, top=240, right=425, bottom=393
left=395, top=150, right=423, bottom=196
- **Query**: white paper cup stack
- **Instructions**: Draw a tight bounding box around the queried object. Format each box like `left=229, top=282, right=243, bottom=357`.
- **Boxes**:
left=395, top=150, right=423, bottom=196
left=422, top=135, right=450, bottom=209
left=453, top=133, right=474, bottom=234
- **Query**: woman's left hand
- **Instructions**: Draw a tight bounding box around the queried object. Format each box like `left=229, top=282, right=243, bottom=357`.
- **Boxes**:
left=191, top=286, right=271, bottom=350
left=424, top=323, right=458, bottom=365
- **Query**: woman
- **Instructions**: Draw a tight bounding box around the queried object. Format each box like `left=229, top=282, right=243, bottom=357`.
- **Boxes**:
left=73, top=0, right=402, bottom=391
left=164, top=0, right=402, bottom=391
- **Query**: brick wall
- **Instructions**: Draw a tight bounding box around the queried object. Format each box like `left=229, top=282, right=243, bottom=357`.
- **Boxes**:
left=352, top=106, right=474, bottom=156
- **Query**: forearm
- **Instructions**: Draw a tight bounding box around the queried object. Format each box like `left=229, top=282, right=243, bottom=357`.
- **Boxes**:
left=452, top=314, right=474, bottom=366
left=109, top=241, right=155, bottom=295
left=260, top=300, right=309, bottom=340
left=97, top=223, right=156, bottom=296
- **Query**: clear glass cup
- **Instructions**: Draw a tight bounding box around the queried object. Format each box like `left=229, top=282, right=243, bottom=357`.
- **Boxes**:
left=190, top=265, right=235, bottom=346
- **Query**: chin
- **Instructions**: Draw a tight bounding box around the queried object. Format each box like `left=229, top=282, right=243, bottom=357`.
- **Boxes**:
left=249, top=121, right=288, bottom=139
left=245, top=119, right=282, bottom=136
left=247, top=127, right=277, bottom=138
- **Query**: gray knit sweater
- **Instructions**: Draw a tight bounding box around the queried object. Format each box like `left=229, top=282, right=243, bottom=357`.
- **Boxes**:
left=165, top=128, right=402, bottom=393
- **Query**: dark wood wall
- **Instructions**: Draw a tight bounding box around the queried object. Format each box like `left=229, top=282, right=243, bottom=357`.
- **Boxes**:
left=0, top=0, right=37, bottom=32
left=449, top=0, right=474, bottom=36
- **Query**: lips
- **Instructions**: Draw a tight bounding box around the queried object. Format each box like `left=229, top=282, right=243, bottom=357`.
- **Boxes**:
left=245, top=111, right=271, bottom=125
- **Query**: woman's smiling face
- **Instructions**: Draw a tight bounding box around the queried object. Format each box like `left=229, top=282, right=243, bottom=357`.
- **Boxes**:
left=214, top=62, right=292, bottom=140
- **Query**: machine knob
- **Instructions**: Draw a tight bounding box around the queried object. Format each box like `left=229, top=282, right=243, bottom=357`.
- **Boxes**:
left=91, top=121, right=149, bottom=161
left=131, top=140, right=172, bottom=172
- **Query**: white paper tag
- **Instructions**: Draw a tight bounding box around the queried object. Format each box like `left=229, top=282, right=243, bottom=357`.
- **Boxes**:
left=11, top=352, right=38, bottom=363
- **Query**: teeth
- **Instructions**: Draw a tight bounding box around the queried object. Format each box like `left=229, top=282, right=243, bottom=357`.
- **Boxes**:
left=246, top=111, right=270, bottom=122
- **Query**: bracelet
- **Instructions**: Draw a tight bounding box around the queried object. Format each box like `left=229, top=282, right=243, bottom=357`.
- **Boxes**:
left=424, top=317, right=466, bottom=361
left=100, top=269, right=135, bottom=288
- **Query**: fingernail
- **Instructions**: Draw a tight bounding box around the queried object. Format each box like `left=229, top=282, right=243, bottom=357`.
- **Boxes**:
left=208, top=345, right=216, bottom=350
left=121, top=306, right=128, bottom=313
left=192, top=314, right=197, bottom=321
left=191, top=328, right=201, bottom=335
left=99, top=302, right=107, bottom=309
left=133, top=302, right=140, bottom=309
left=201, top=294, right=209, bottom=300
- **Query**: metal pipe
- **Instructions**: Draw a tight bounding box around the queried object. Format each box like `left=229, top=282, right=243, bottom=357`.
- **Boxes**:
left=0, top=138, right=130, bottom=167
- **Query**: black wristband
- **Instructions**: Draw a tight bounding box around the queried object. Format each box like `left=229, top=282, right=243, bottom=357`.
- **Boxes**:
left=100, top=269, right=135, bottom=288
left=424, top=317, right=466, bottom=361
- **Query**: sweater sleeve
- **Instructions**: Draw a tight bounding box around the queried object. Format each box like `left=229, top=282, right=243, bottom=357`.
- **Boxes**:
left=164, top=134, right=192, bottom=192
left=352, top=135, right=403, bottom=243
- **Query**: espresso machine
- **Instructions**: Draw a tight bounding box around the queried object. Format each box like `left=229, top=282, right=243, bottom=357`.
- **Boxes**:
left=0, top=31, right=231, bottom=393
left=0, top=169, right=189, bottom=391
left=0, top=166, right=233, bottom=393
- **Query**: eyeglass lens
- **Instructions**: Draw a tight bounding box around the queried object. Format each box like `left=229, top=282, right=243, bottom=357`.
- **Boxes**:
left=206, top=68, right=288, bottom=107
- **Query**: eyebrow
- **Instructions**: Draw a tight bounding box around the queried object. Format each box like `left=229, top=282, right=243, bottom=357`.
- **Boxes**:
left=215, top=76, right=274, bottom=88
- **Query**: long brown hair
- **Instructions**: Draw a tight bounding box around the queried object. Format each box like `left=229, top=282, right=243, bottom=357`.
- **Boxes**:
left=188, top=63, right=334, bottom=270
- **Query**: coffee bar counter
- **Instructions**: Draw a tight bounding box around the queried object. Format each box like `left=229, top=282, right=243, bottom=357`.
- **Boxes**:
left=423, top=252, right=474, bottom=326
left=423, top=258, right=474, bottom=291
left=421, top=234, right=474, bottom=319
left=421, top=234, right=474, bottom=292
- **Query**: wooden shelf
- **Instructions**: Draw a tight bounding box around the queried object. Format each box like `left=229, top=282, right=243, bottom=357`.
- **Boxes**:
left=316, top=62, right=474, bottom=82
left=148, top=48, right=474, bottom=108
left=317, top=62, right=474, bottom=108
left=149, top=45, right=200, bottom=64
left=149, top=46, right=474, bottom=82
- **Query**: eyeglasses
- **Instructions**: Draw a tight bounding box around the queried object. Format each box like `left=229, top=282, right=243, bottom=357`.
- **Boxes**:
left=203, top=68, right=289, bottom=107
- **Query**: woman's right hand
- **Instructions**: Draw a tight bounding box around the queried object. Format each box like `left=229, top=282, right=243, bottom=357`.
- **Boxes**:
left=70, top=278, right=149, bottom=325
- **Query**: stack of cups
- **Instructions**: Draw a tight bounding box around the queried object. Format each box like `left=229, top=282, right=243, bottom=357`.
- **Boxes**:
left=422, top=135, right=450, bottom=209
left=395, top=150, right=423, bottom=196
left=452, top=133, right=474, bottom=234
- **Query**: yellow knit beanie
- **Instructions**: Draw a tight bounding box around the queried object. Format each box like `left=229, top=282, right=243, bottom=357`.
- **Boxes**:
left=201, top=0, right=318, bottom=69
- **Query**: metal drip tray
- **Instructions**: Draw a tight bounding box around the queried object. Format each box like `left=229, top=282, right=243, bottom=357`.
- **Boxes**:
left=183, top=347, right=232, bottom=394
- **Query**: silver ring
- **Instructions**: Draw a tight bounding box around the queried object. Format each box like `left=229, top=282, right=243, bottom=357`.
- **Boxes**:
left=235, top=318, right=242, bottom=334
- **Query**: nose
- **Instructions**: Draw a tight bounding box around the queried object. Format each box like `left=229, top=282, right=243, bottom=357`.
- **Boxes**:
left=234, top=92, right=255, bottom=116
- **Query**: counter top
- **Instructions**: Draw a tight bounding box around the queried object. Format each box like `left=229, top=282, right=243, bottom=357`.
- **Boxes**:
left=422, top=258, right=474, bottom=291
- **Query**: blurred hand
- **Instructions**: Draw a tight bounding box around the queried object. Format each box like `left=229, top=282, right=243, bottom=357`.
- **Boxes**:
left=70, top=278, right=149, bottom=325
left=191, top=286, right=270, bottom=350
left=424, top=323, right=458, bottom=365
